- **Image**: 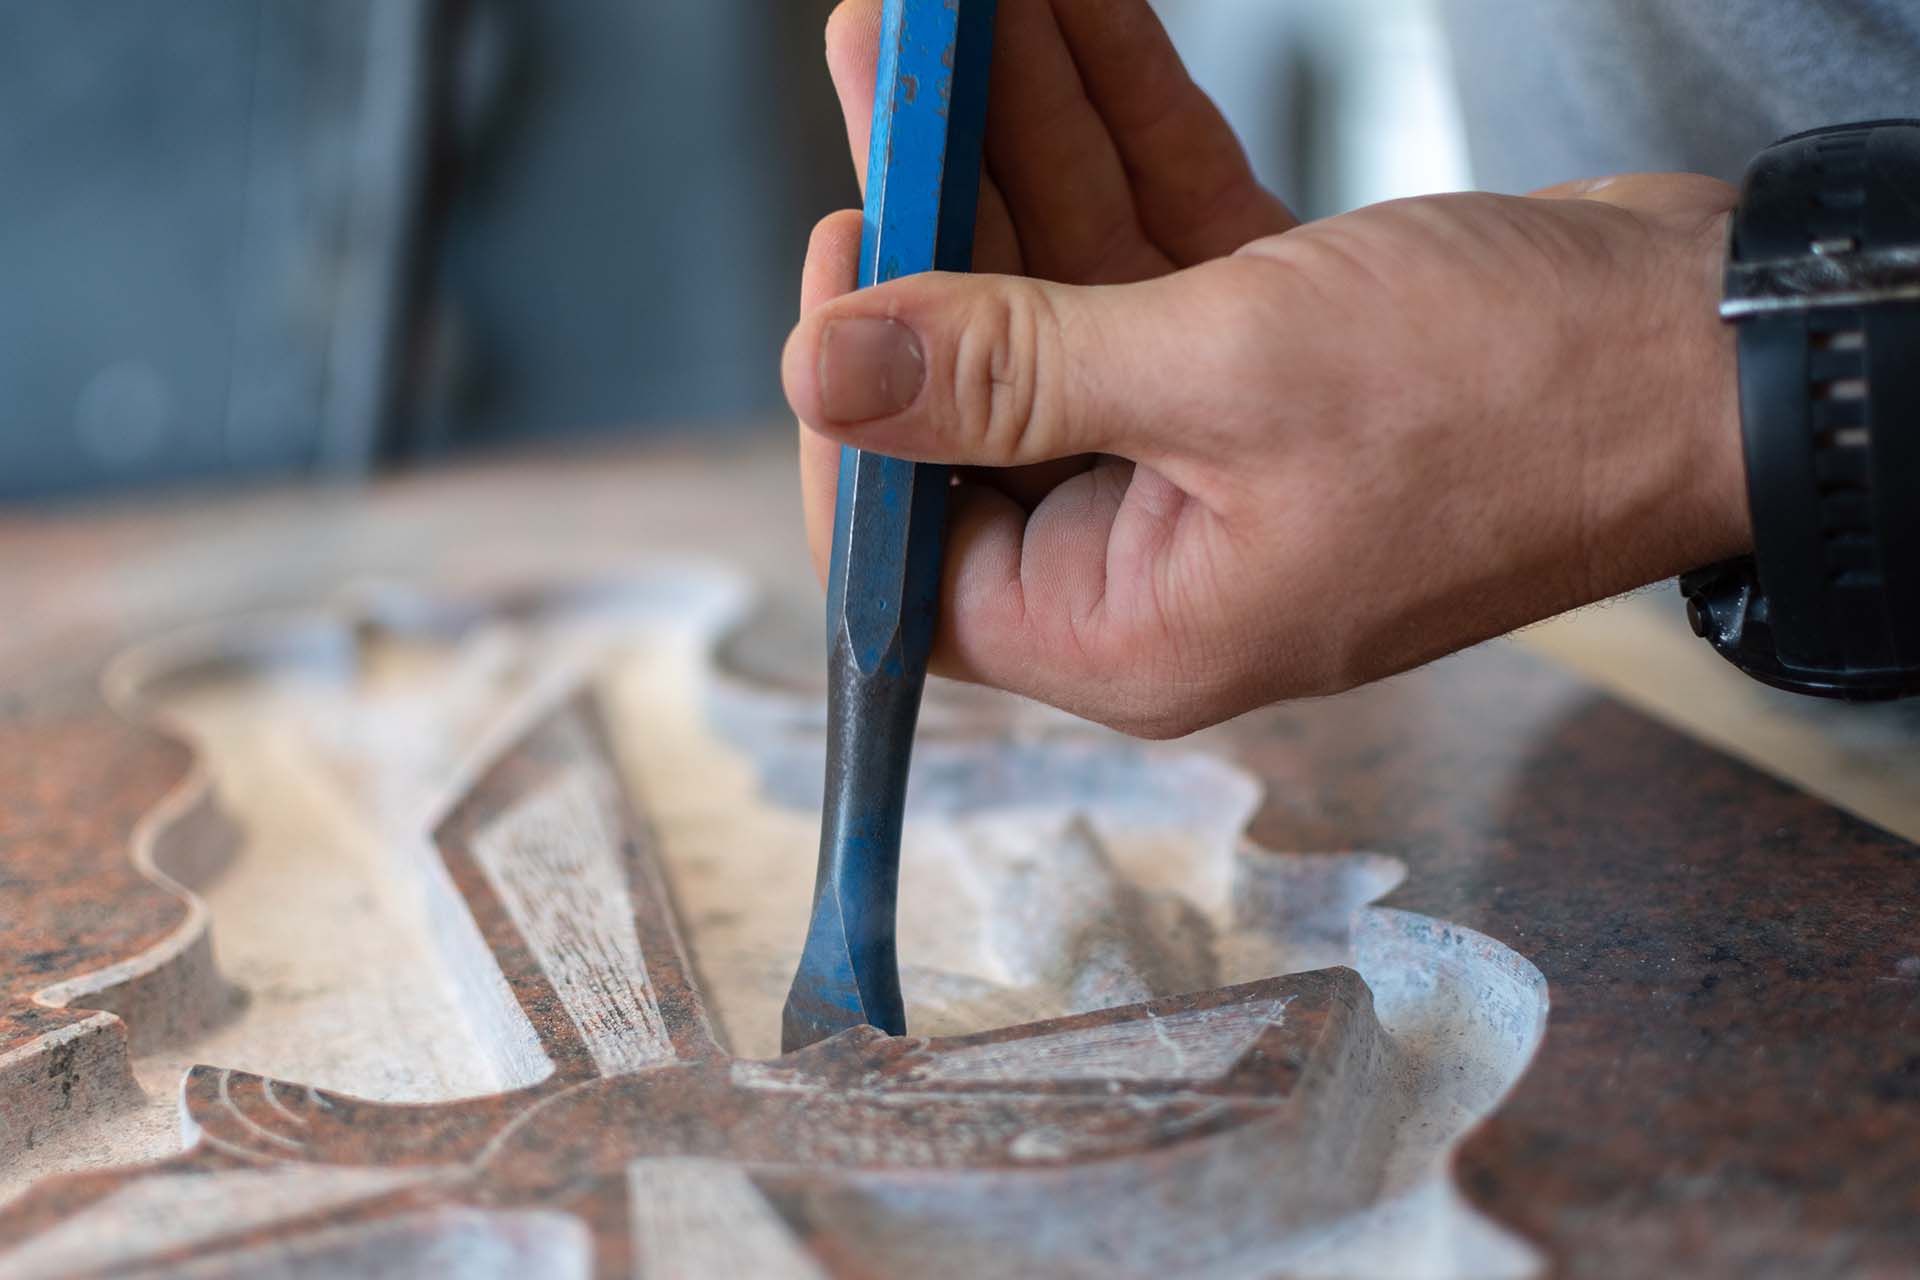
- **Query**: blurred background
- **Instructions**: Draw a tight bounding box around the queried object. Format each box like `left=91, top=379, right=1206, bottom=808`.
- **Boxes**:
left=1, top=0, right=1469, bottom=501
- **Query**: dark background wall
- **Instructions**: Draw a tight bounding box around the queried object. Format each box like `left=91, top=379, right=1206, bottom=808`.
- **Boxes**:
left=426, top=0, right=854, bottom=450
left=0, top=0, right=851, bottom=499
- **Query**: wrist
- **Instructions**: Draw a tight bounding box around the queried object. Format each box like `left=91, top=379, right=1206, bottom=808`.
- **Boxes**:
left=1676, top=210, right=1756, bottom=566
left=1574, top=201, right=1751, bottom=605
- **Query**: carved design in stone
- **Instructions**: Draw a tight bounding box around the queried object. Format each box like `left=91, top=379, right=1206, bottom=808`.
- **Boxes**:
left=0, top=576, right=1550, bottom=1278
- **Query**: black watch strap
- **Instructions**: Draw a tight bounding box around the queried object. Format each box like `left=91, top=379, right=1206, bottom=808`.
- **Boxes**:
left=1684, top=120, right=1920, bottom=700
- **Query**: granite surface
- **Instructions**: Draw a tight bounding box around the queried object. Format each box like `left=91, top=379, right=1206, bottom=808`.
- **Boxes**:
left=0, top=437, right=1913, bottom=1275
left=1228, top=646, right=1920, bottom=1277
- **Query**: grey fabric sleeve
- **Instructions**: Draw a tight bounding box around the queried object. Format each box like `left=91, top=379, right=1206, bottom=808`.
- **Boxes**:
left=1436, top=0, right=1920, bottom=192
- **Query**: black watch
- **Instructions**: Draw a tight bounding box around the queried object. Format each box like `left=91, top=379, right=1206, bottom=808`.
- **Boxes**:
left=1682, top=119, right=1920, bottom=701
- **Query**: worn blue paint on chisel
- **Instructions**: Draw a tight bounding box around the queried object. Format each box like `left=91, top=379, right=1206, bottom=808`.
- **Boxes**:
left=782, top=0, right=998, bottom=1053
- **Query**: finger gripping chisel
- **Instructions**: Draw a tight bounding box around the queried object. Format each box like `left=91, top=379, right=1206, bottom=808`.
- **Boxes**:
left=781, top=0, right=999, bottom=1054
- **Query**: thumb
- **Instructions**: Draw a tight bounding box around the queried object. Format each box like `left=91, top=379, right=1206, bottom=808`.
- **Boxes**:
left=782, top=264, right=1251, bottom=468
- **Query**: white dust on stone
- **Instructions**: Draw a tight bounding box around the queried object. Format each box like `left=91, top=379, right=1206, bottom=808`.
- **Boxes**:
left=919, top=1000, right=1289, bottom=1084
left=471, top=759, right=673, bottom=1076
left=3, top=1167, right=423, bottom=1278
left=626, top=1159, right=826, bottom=1279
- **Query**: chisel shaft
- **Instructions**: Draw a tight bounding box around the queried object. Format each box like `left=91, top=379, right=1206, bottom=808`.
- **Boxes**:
left=782, top=0, right=999, bottom=1054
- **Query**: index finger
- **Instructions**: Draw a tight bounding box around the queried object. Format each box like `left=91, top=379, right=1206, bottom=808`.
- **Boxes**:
left=825, top=0, right=1025, bottom=276
left=796, top=210, right=868, bottom=587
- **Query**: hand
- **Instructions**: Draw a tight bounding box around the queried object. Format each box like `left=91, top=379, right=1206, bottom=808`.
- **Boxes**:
left=787, top=0, right=1752, bottom=738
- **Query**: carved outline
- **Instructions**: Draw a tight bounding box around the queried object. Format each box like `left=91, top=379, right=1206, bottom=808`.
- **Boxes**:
left=3, top=569, right=1553, bottom=1277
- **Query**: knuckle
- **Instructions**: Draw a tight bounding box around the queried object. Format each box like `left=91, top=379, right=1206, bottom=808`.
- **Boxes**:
left=1095, top=665, right=1232, bottom=742
left=1104, top=707, right=1206, bottom=742
left=809, top=212, right=846, bottom=247
left=823, top=0, right=862, bottom=47
left=824, top=1, right=883, bottom=79
left=950, top=281, right=1061, bottom=462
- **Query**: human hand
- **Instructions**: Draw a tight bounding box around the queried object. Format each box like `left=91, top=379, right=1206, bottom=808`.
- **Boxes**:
left=788, top=0, right=1751, bottom=738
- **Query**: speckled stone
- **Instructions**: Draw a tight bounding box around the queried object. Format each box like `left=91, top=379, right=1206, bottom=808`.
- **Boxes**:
left=0, top=703, right=190, bottom=1055
left=0, top=440, right=1914, bottom=1275
left=0, top=689, right=1386, bottom=1277
left=1225, top=644, right=1920, bottom=1277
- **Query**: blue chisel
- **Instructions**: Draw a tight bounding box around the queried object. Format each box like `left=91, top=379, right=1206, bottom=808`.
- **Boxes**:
left=781, top=0, right=999, bottom=1053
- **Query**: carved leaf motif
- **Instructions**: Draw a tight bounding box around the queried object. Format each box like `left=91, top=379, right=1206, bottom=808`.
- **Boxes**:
left=0, top=580, right=1548, bottom=1278
left=0, top=670, right=1385, bottom=1279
